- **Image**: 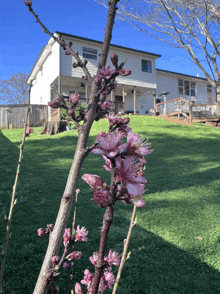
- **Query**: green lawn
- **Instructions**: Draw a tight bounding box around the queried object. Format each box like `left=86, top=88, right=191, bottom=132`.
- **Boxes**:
left=1, top=116, right=220, bottom=293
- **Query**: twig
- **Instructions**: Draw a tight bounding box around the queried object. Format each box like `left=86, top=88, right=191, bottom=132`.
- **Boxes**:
left=27, top=5, right=93, bottom=83
left=112, top=205, right=137, bottom=294
left=72, top=189, right=79, bottom=232
left=0, top=85, right=32, bottom=293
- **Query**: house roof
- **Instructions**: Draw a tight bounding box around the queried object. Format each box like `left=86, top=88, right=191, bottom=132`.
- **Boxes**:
left=56, top=31, right=162, bottom=58
left=156, top=68, right=208, bottom=81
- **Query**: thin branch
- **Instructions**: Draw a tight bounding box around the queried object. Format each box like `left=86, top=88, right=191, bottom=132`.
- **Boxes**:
left=0, top=84, right=32, bottom=292
left=112, top=205, right=137, bottom=294
left=27, top=6, right=93, bottom=83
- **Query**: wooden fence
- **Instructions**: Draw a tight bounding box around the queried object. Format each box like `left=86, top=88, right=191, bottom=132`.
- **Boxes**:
left=0, top=104, right=48, bottom=129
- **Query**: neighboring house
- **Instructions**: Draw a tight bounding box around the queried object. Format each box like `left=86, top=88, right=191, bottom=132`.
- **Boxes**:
left=27, top=32, right=216, bottom=119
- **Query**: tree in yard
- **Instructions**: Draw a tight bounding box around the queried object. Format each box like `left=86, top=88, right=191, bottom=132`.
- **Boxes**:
left=0, top=72, right=29, bottom=104
left=97, top=0, right=220, bottom=97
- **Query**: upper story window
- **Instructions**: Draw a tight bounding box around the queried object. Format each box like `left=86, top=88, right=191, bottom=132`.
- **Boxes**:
left=141, top=60, right=152, bottom=73
left=178, top=79, right=196, bottom=96
left=207, top=84, right=212, bottom=93
left=83, top=47, right=97, bottom=60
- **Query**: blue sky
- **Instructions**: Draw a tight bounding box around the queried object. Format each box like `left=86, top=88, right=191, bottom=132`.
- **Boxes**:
left=0, top=0, right=205, bottom=81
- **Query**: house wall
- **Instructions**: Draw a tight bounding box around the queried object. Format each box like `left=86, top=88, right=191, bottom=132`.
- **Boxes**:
left=30, top=42, right=60, bottom=105
left=60, top=36, right=157, bottom=89
left=156, top=70, right=216, bottom=104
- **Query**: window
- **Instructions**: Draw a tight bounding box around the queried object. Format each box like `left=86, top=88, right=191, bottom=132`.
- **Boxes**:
left=178, top=79, right=183, bottom=94
left=207, top=84, right=212, bottom=93
left=191, top=82, right=196, bottom=96
left=142, top=60, right=152, bottom=73
left=115, top=95, right=123, bottom=102
left=178, top=79, right=196, bottom=96
left=83, top=47, right=97, bottom=60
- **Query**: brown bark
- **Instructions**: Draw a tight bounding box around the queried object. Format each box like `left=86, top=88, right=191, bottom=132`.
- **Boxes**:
left=32, top=1, right=119, bottom=293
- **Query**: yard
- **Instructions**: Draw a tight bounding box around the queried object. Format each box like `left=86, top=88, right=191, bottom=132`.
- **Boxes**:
left=1, top=116, right=220, bottom=293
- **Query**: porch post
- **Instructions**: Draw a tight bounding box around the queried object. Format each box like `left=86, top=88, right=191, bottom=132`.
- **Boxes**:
left=134, top=87, right=137, bottom=115
left=58, top=75, right=61, bottom=120
left=122, top=85, right=125, bottom=111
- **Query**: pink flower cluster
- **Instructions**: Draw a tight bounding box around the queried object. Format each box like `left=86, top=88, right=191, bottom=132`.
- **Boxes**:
left=25, top=127, right=34, bottom=137
left=83, top=114, right=152, bottom=208
left=76, top=249, right=120, bottom=293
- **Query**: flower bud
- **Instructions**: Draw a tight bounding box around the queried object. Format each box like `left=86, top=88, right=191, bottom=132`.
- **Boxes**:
left=122, top=117, right=130, bottom=124
left=82, top=174, right=104, bottom=190
left=51, top=255, right=60, bottom=266
left=37, top=228, right=45, bottom=237
left=119, top=69, right=131, bottom=76
left=111, top=53, right=118, bottom=67
left=63, top=228, right=72, bottom=244
left=93, top=190, right=111, bottom=208
left=75, top=283, right=84, bottom=294
left=94, top=77, right=102, bottom=87
left=101, top=101, right=112, bottom=112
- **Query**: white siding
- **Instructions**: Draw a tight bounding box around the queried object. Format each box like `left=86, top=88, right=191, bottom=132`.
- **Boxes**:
left=60, top=37, right=157, bottom=89
left=30, top=42, right=60, bottom=105
left=156, top=70, right=216, bottom=103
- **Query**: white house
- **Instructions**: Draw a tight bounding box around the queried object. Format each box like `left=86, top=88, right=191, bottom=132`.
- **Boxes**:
left=27, top=31, right=216, bottom=118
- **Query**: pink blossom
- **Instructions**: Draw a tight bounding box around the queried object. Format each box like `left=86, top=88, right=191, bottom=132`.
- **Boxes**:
left=67, top=251, right=82, bottom=261
left=69, top=92, right=80, bottom=108
left=37, top=228, right=45, bottom=237
left=75, top=225, right=88, bottom=242
left=75, top=283, right=84, bottom=294
left=51, top=255, right=60, bottom=266
left=98, top=66, right=115, bottom=80
left=93, top=190, right=111, bottom=208
left=104, top=271, right=115, bottom=289
left=131, top=197, right=146, bottom=207
left=118, top=131, right=151, bottom=163
left=116, top=156, right=147, bottom=197
left=63, top=228, right=72, bottom=244
left=101, top=100, right=112, bottom=111
left=81, top=269, right=94, bottom=287
left=102, top=155, right=112, bottom=171
left=105, top=250, right=120, bottom=266
left=91, top=131, right=122, bottom=158
left=28, top=127, right=34, bottom=134
left=89, top=252, right=98, bottom=266
left=117, top=186, right=146, bottom=207
left=82, top=174, right=104, bottom=190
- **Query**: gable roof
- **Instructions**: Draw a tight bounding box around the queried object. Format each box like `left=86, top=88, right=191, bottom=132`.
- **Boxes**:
left=156, top=68, right=208, bottom=81
left=56, top=31, right=162, bottom=58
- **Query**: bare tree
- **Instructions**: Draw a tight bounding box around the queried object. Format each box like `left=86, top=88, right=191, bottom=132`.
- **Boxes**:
left=97, top=0, right=220, bottom=94
left=0, top=73, right=28, bottom=104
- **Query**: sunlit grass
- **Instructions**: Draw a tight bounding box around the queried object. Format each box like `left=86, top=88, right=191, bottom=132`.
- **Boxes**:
left=1, top=116, right=220, bottom=293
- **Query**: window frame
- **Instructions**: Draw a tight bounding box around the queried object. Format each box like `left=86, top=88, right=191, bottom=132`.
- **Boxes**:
left=141, top=59, right=152, bottom=73
left=82, top=47, right=97, bottom=60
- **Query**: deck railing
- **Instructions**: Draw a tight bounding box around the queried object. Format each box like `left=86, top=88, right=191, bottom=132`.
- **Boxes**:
left=155, top=97, right=190, bottom=115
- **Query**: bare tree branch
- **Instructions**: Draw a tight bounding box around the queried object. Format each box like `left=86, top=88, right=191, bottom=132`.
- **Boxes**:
left=97, top=0, right=220, bottom=87
left=0, top=73, right=29, bottom=104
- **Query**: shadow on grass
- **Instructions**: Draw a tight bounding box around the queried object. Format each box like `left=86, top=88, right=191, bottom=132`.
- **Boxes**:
left=1, top=123, right=220, bottom=293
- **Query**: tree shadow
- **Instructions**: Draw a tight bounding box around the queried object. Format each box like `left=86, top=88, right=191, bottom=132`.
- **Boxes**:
left=1, top=123, right=220, bottom=293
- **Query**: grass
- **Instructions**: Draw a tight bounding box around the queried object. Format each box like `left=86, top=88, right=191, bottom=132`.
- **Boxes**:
left=1, top=116, right=220, bottom=293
